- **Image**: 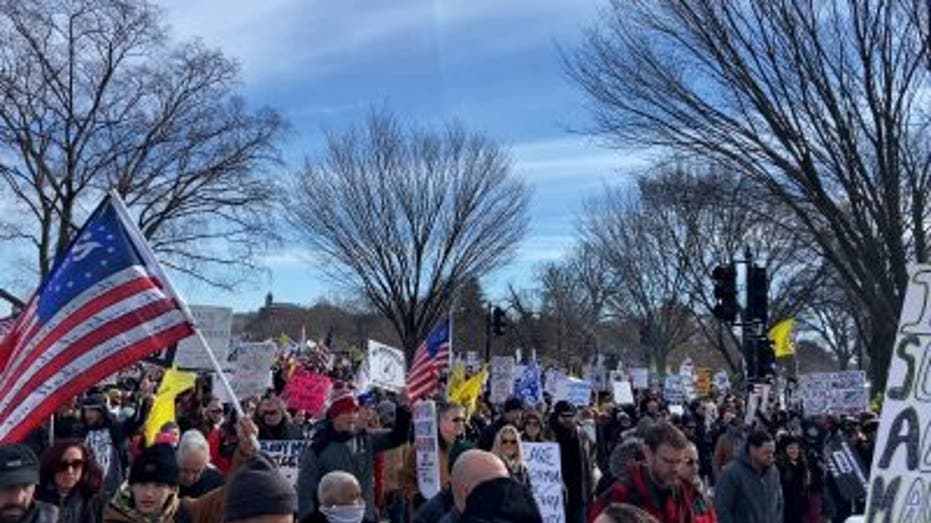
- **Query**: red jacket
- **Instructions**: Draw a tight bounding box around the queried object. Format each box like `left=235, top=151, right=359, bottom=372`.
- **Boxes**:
left=589, top=464, right=715, bottom=523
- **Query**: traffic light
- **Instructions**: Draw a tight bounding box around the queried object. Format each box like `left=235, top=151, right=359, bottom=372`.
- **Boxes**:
left=711, top=263, right=738, bottom=323
left=756, top=336, right=776, bottom=378
left=746, top=265, right=768, bottom=324
left=492, top=306, right=507, bottom=336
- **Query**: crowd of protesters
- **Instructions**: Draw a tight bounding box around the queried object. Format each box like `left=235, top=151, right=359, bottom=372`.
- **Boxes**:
left=0, top=347, right=879, bottom=523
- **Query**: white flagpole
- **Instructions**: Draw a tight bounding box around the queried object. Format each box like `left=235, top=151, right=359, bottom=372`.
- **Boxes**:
left=108, top=191, right=246, bottom=420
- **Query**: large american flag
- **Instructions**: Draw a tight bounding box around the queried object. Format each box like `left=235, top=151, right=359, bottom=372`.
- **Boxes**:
left=407, top=318, right=451, bottom=402
left=0, top=193, right=195, bottom=442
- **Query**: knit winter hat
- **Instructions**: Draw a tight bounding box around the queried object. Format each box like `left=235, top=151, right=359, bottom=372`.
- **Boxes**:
left=223, top=455, right=297, bottom=522
left=129, top=444, right=179, bottom=486
left=326, top=381, right=359, bottom=419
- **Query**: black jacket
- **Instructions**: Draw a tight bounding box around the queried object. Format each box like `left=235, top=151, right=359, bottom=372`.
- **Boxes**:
left=458, top=477, right=542, bottom=523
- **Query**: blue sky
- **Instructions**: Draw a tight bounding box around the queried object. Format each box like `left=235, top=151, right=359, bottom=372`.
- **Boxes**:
left=2, top=1, right=650, bottom=315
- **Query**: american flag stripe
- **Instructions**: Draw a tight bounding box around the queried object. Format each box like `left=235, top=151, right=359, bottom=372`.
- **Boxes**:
left=407, top=342, right=450, bottom=402
left=0, top=268, right=163, bottom=403
left=0, top=313, right=191, bottom=441
left=0, top=293, right=180, bottom=419
left=2, top=267, right=144, bottom=374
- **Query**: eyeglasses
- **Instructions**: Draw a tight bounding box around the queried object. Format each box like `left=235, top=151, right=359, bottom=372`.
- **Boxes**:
left=57, top=460, right=84, bottom=472
left=501, top=439, right=518, bottom=445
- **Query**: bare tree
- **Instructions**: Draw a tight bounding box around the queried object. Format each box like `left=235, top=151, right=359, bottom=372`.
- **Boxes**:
left=285, top=110, right=529, bottom=360
left=0, top=0, right=286, bottom=301
left=566, top=0, right=930, bottom=387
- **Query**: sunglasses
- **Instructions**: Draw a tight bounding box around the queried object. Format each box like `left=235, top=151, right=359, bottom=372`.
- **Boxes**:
left=57, top=460, right=84, bottom=472
left=502, top=439, right=518, bottom=445
left=261, top=410, right=280, bottom=417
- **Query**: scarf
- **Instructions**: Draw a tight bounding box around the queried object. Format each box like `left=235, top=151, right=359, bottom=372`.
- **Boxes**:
left=108, top=482, right=179, bottom=523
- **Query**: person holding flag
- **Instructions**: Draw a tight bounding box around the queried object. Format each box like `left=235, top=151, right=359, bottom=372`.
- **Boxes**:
left=297, top=382, right=411, bottom=523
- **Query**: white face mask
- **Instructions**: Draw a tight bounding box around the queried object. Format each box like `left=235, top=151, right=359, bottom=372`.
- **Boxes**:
left=321, top=504, right=366, bottom=523
left=581, top=420, right=597, bottom=443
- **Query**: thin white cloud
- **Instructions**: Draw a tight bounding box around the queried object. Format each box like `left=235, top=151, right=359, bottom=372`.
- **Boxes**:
left=510, top=135, right=653, bottom=184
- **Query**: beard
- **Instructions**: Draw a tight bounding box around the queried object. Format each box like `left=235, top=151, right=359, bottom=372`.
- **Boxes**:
left=0, top=502, right=29, bottom=523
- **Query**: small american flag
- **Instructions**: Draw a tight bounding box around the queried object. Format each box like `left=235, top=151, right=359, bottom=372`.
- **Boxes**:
left=407, top=318, right=451, bottom=402
left=0, top=193, right=195, bottom=442
left=0, top=316, right=14, bottom=340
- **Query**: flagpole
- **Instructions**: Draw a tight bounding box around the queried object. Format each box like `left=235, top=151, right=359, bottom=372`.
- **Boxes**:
left=449, top=285, right=460, bottom=369
left=108, top=191, right=248, bottom=421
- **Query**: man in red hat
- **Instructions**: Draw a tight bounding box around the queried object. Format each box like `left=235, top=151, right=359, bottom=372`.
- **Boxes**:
left=297, top=382, right=411, bottom=523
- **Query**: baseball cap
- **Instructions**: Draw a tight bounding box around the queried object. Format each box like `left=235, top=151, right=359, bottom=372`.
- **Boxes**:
left=0, top=444, right=39, bottom=488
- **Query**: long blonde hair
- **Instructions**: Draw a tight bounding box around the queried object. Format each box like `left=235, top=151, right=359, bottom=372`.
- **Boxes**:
left=492, top=424, right=523, bottom=465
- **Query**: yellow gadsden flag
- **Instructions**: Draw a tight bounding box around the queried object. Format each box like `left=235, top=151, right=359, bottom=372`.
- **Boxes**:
left=447, top=361, right=466, bottom=396
left=449, top=365, right=488, bottom=417
left=768, top=318, right=796, bottom=359
left=144, top=367, right=197, bottom=445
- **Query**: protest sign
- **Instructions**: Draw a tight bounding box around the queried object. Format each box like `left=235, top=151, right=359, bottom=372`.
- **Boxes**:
left=259, top=440, right=310, bottom=485
left=799, top=370, right=868, bottom=415
left=522, top=442, right=565, bottom=523
left=583, top=363, right=607, bottom=392
left=283, top=369, right=331, bottom=417
left=367, top=340, right=406, bottom=391
left=612, top=380, right=635, bottom=405
left=663, top=375, right=685, bottom=404
left=714, top=371, right=731, bottom=392
left=825, top=438, right=868, bottom=502
left=678, top=357, right=694, bottom=377
left=695, top=367, right=712, bottom=397
left=544, top=369, right=564, bottom=396
left=414, top=401, right=441, bottom=499
left=514, top=362, right=542, bottom=405
left=865, top=266, right=931, bottom=521
left=630, top=367, right=650, bottom=389
left=490, top=356, right=516, bottom=404
left=228, top=341, right=276, bottom=399
left=555, top=378, right=591, bottom=407
left=175, top=305, right=232, bottom=369
left=465, top=351, right=480, bottom=372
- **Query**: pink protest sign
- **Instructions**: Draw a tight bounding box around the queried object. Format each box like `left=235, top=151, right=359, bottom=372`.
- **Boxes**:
left=284, top=369, right=332, bottom=417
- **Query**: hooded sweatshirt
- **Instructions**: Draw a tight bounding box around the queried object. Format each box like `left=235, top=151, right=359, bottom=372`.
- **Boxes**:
left=458, top=477, right=542, bottom=523
left=713, top=444, right=783, bottom=523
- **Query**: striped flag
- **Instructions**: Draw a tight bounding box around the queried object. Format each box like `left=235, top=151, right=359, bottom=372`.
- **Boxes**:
left=0, top=316, right=14, bottom=340
left=0, top=193, right=195, bottom=442
left=407, top=318, right=451, bottom=402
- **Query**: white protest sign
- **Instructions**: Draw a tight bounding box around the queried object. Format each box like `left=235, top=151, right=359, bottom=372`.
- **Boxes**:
left=227, top=341, right=276, bottom=399
left=663, top=375, right=685, bottom=404
left=630, top=367, right=650, bottom=389
left=799, top=370, right=868, bottom=416
left=414, top=401, right=441, bottom=499
left=865, top=266, right=931, bottom=521
left=678, top=357, right=694, bottom=377
left=556, top=378, right=592, bottom=407
left=544, top=369, right=564, bottom=396
left=490, top=356, right=516, bottom=404
left=583, top=363, right=607, bottom=392
left=259, top=440, right=310, bottom=485
left=612, top=380, right=635, bottom=405
left=522, top=442, right=565, bottom=523
left=465, top=351, right=480, bottom=372
left=175, top=305, right=232, bottom=369
left=367, top=339, right=406, bottom=391
left=714, top=371, right=731, bottom=392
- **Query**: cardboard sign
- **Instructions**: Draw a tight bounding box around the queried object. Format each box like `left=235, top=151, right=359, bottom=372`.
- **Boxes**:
left=414, top=401, right=441, bottom=499
left=555, top=378, right=591, bottom=407
left=825, top=438, right=868, bottom=502
left=259, top=440, right=310, bottom=485
left=799, top=370, right=868, bottom=415
left=283, top=369, right=331, bottom=417
left=663, top=375, right=685, bottom=404
left=584, top=363, right=607, bottom=392
left=630, top=367, right=650, bottom=389
left=612, top=380, right=635, bottom=405
left=367, top=340, right=406, bottom=391
left=522, top=442, right=565, bottom=523
left=695, top=367, right=712, bottom=397
left=490, top=356, right=516, bottom=405
left=229, top=341, right=276, bottom=399
left=865, top=266, right=931, bottom=521
left=175, top=305, right=232, bottom=369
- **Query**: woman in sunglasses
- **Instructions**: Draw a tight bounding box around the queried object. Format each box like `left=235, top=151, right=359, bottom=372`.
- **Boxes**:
left=521, top=410, right=547, bottom=442
left=491, top=425, right=531, bottom=489
left=38, top=439, right=106, bottom=523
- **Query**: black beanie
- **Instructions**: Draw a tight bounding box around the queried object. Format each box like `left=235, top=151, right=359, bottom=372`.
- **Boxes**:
left=130, top=444, right=179, bottom=486
left=224, top=455, right=297, bottom=522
